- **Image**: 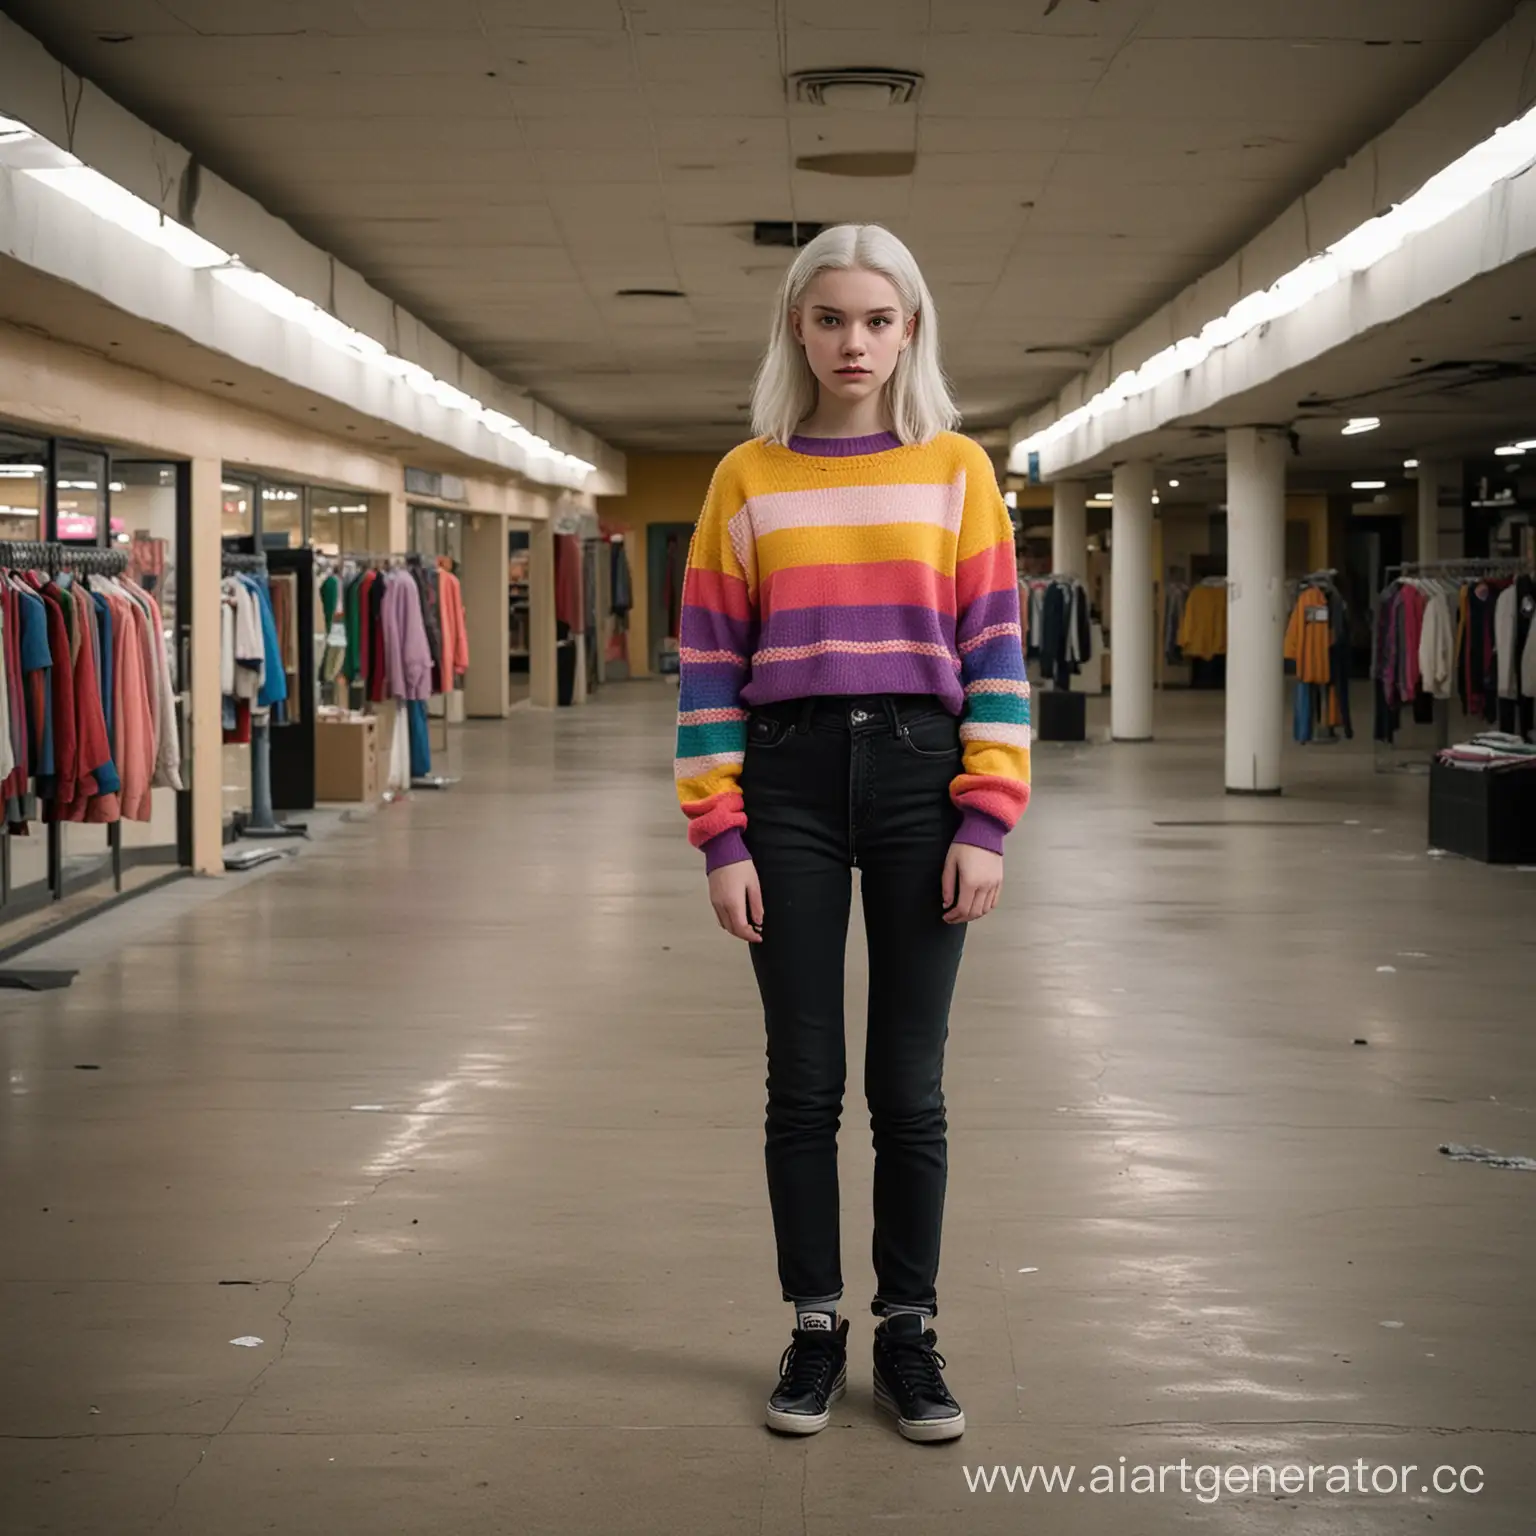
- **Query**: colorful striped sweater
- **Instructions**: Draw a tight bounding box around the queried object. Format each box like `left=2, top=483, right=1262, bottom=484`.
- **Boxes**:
left=675, top=431, right=1031, bottom=872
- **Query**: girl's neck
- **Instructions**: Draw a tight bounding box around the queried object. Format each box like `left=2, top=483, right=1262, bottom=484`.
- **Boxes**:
left=796, top=392, right=892, bottom=440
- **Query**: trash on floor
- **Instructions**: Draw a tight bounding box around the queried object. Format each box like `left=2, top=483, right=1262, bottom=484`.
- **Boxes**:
left=229, top=1336, right=264, bottom=1348
left=1017, top=1266, right=1039, bottom=1274
left=1379, top=1320, right=1405, bottom=1329
left=1439, top=1142, right=1536, bottom=1172
left=1376, top=965, right=1397, bottom=973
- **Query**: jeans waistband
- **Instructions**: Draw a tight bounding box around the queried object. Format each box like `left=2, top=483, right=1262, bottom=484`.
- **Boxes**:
left=752, top=695, right=949, bottom=734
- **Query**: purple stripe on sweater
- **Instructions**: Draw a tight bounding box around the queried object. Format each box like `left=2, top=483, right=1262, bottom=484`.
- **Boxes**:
left=742, top=652, right=965, bottom=714
left=757, top=603, right=956, bottom=650
left=957, top=586, right=1023, bottom=639
left=787, top=431, right=903, bottom=457
left=680, top=602, right=754, bottom=652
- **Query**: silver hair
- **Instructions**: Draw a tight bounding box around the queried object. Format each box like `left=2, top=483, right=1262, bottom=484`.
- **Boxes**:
left=750, top=224, right=961, bottom=445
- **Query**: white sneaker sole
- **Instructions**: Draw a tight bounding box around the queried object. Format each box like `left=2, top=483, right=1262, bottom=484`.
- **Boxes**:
left=765, top=1370, right=846, bottom=1435
left=873, top=1373, right=966, bottom=1442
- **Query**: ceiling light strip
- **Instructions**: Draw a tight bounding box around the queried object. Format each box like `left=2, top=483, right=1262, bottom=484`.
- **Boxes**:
left=0, top=113, right=595, bottom=482
left=1012, top=100, right=1536, bottom=471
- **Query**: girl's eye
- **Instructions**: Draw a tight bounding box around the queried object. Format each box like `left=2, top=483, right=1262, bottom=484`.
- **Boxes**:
left=817, top=315, right=840, bottom=327
left=870, top=316, right=890, bottom=328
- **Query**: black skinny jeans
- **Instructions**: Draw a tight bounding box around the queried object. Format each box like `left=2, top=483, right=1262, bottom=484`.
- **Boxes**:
left=742, top=695, right=967, bottom=1318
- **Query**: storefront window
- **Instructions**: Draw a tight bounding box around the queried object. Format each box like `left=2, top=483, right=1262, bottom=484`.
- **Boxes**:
left=261, top=482, right=304, bottom=548
left=0, top=431, right=47, bottom=541
left=223, top=478, right=255, bottom=538
left=411, top=506, right=464, bottom=567
left=56, top=445, right=107, bottom=543
left=307, top=486, right=368, bottom=555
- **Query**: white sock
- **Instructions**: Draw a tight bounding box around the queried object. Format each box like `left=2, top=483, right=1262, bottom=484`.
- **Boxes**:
left=796, top=1305, right=838, bottom=1334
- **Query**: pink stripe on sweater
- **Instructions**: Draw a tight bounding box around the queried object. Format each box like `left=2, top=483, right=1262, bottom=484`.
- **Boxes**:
left=955, top=541, right=1018, bottom=610
left=684, top=566, right=753, bottom=620
left=730, top=476, right=965, bottom=544
left=762, top=560, right=954, bottom=615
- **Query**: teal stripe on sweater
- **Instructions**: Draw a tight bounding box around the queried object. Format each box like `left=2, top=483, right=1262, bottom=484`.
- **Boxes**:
left=677, top=720, right=748, bottom=759
left=964, top=693, right=1030, bottom=726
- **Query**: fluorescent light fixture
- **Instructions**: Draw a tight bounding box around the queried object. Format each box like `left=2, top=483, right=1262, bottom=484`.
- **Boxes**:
left=1403, top=458, right=1419, bottom=469
left=1011, top=97, right=1536, bottom=471
left=1494, top=444, right=1525, bottom=455
left=1167, top=478, right=1180, bottom=487
left=1352, top=479, right=1387, bottom=490
left=27, top=165, right=230, bottom=268
left=57, top=479, right=98, bottom=490
left=1341, top=417, right=1380, bottom=436
left=0, top=464, right=45, bottom=476
left=1516, top=439, right=1536, bottom=450
left=1151, top=491, right=1161, bottom=504
left=221, top=482, right=246, bottom=494
left=7, top=120, right=598, bottom=484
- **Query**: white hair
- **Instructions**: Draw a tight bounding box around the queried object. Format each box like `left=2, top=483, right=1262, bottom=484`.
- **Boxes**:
left=750, top=223, right=960, bottom=446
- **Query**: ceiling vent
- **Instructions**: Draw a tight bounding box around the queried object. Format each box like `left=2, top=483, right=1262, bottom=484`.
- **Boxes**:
left=788, top=68, right=923, bottom=110
left=753, top=221, right=826, bottom=249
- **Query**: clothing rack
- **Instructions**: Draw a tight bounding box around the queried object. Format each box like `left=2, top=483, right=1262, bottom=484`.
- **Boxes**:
left=2, top=541, right=137, bottom=928
left=1373, top=555, right=1532, bottom=774
left=1385, top=556, right=1528, bottom=582
left=222, top=549, right=308, bottom=846
left=0, top=540, right=129, bottom=576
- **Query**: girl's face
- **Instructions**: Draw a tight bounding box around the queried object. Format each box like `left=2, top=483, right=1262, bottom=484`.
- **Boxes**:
left=790, top=267, right=915, bottom=410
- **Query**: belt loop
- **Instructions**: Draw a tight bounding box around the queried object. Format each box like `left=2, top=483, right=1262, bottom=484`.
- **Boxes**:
left=797, top=696, right=816, bottom=734
left=882, top=696, right=902, bottom=738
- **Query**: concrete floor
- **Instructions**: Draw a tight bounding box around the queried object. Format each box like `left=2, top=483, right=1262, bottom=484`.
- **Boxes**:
left=2, top=683, right=1533, bottom=1534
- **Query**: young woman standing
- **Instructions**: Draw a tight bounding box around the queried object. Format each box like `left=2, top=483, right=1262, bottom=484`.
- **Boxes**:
left=673, top=224, right=1031, bottom=1442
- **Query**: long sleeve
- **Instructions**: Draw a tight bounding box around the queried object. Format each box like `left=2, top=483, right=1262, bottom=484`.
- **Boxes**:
left=675, top=460, right=757, bottom=872
left=950, top=460, right=1030, bottom=853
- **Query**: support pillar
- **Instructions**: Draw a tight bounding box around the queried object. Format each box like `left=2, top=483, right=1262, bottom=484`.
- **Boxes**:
left=463, top=512, right=510, bottom=718
left=1225, top=428, right=1288, bottom=794
left=188, top=456, right=224, bottom=875
left=1110, top=461, right=1154, bottom=741
left=528, top=519, right=557, bottom=709
left=1052, top=480, right=1087, bottom=580
left=1415, top=459, right=1462, bottom=562
left=367, top=490, right=408, bottom=554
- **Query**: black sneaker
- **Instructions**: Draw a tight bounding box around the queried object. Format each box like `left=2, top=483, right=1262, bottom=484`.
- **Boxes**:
left=872, top=1314, right=965, bottom=1442
left=765, top=1318, right=849, bottom=1435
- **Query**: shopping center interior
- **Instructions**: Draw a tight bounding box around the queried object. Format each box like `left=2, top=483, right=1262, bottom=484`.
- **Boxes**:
left=1, top=2, right=1534, bottom=1531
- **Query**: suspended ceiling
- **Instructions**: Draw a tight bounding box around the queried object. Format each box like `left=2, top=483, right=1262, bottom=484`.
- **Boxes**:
left=0, top=0, right=1522, bottom=449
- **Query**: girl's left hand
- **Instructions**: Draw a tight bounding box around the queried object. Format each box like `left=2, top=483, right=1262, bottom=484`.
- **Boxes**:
left=942, top=843, right=1003, bottom=924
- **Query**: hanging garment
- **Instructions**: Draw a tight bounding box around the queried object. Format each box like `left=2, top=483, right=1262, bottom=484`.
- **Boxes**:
left=554, top=534, right=584, bottom=630
left=1177, top=583, right=1228, bottom=661
left=1417, top=588, right=1456, bottom=700
left=436, top=563, right=470, bottom=685
left=382, top=569, right=434, bottom=702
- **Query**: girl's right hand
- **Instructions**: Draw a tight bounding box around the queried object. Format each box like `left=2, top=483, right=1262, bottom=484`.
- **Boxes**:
left=708, top=860, right=764, bottom=943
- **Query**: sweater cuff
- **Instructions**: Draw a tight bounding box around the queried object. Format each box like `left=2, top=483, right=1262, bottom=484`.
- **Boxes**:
left=703, top=827, right=752, bottom=874
left=952, top=808, right=1008, bottom=857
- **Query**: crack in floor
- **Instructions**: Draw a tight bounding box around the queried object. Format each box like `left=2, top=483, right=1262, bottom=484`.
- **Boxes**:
left=152, top=1168, right=410, bottom=1530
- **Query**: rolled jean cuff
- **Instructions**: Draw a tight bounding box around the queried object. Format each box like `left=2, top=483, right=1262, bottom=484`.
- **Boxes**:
left=783, top=1289, right=843, bottom=1308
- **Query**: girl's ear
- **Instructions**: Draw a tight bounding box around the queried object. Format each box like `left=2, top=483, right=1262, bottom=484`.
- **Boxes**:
left=789, top=307, right=805, bottom=345
left=900, top=311, right=917, bottom=351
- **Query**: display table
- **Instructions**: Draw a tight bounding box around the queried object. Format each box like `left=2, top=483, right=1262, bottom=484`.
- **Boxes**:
left=1428, top=760, right=1536, bottom=863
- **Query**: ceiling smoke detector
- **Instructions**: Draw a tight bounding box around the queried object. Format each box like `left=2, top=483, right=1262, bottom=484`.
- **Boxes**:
left=789, top=68, right=923, bottom=110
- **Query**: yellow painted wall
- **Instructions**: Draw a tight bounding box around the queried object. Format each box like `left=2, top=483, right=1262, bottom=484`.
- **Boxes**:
left=600, top=453, right=718, bottom=677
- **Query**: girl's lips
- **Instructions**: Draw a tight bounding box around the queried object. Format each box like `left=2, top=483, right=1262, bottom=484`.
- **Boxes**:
left=835, top=368, right=871, bottom=376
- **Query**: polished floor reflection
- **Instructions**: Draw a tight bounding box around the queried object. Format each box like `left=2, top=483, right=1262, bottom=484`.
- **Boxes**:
left=2, top=685, right=1532, bottom=1534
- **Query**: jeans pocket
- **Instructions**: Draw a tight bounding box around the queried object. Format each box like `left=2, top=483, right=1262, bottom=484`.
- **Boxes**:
left=746, top=713, right=793, bottom=750
left=898, top=712, right=962, bottom=760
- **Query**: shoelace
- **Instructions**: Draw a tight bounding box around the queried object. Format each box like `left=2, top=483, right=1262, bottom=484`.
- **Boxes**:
left=882, top=1331, right=953, bottom=1403
left=778, top=1332, right=838, bottom=1399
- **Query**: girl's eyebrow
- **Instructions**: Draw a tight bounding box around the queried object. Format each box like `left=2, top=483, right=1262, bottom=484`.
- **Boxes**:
left=809, top=305, right=898, bottom=316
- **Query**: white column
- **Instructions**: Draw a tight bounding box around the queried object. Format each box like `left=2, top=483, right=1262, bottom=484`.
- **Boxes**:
left=1052, top=480, right=1087, bottom=580
left=188, top=456, right=224, bottom=875
left=1110, top=461, right=1155, bottom=741
left=1414, top=459, right=1462, bottom=562
left=1225, top=428, right=1288, bottom=794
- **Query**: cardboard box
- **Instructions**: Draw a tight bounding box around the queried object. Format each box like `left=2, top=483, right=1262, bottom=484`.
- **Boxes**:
left=314, top=715, right=380, bottom=803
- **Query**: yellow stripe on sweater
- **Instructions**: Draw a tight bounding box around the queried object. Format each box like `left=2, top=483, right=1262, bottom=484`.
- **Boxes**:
left=755, top=521, right=955, bottom=576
